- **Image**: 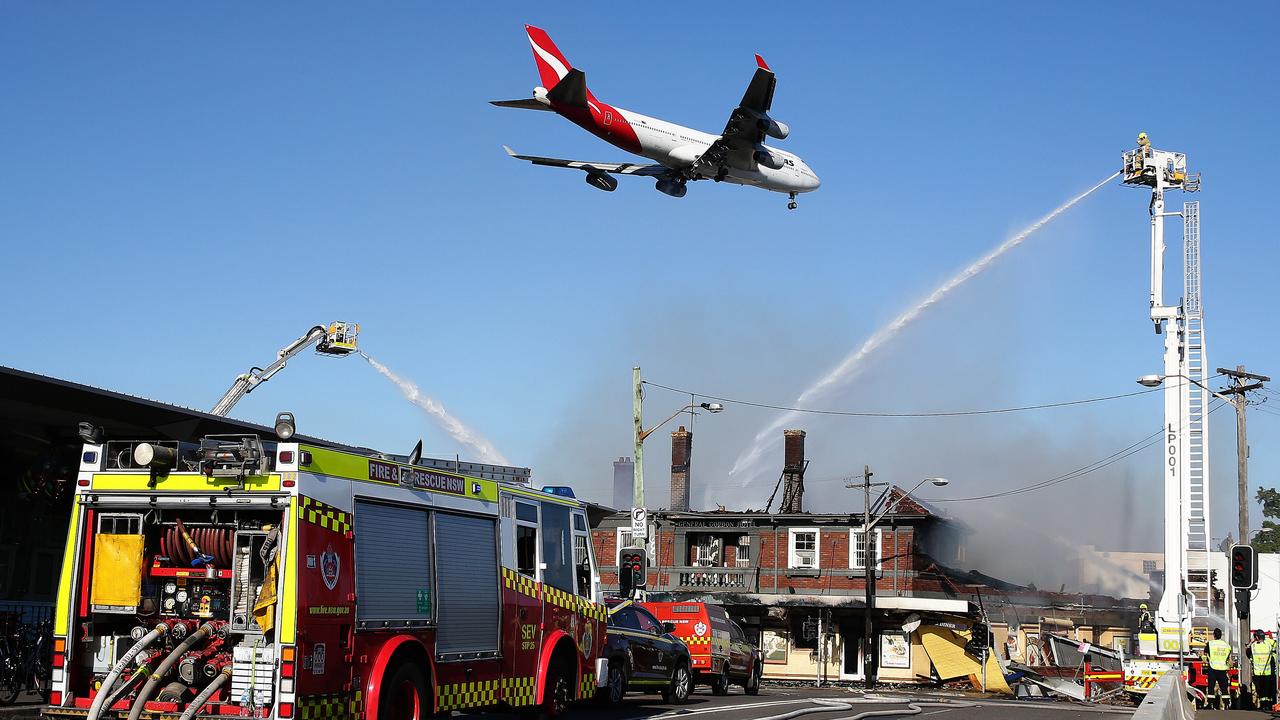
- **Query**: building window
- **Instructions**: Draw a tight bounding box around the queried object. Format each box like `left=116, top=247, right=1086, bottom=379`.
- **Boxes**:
left=736, top=535, right=752, bottom=567
left=849, top=528, right=883, bottom=570
left=1142, top=560, right=1157, bottom=573
left=788, top=528, right=820, bottom=569
left=690, top=533, right=724, bottom=567
left=789, top=613, right=819, bottom=649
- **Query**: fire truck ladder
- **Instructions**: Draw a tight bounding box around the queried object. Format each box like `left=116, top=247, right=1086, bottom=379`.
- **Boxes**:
left=1182, top=200, right=1211, bottom=619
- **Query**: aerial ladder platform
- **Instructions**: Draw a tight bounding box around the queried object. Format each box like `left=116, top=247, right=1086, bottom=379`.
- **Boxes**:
left=1121, top=134, right=1207, bottom=664
left=210, top=322, right=360, bottom=417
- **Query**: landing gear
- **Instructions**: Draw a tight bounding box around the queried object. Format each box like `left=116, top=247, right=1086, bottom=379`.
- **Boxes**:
left=714, top=166, right=728, bottom=182
left=787, top=192, right=798, bottom=210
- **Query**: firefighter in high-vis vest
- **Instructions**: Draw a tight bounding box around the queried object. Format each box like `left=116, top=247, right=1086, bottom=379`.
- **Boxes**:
left=1248, top=629, right=1277, bottom=706
left=1137, top=603, right=1154, bottom=632
left=1204, top=627, right=1234, bottom=709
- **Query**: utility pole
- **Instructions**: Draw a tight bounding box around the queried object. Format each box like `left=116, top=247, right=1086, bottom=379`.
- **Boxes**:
left=1218, top=364, right=1269, bottom=691
left=847, top=465, right=879, bottom=689
left=633, top=366, right=644, bottom=511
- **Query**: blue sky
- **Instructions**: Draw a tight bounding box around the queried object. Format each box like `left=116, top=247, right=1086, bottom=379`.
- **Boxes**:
left=3, top=4, right=1277, bottom=566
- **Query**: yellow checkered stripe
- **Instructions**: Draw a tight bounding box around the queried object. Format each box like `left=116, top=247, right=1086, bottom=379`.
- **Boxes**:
left=543, top=584, right=577, bottom=612
left=501, top=568, right=608, bottom=624
left=577, top=596, right=607, bottom=622
left=300, top=495, right=351, bottom=534
left=579, top=672, right=596, bottom=698
left=501, top=675, right=537, bottom=707
left=298, top=692, right=357, bottom=720
left=437, top=679, right=500, bottom=711
left=684, top=635, right=711, bottom=645
left=502, top=567, right=541, bottom=599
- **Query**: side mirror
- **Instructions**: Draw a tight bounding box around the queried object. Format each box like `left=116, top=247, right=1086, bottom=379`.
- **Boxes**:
left=663, top=622, right=676, bottom=634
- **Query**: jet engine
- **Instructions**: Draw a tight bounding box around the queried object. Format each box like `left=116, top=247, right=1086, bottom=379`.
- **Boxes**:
left=757, top=117, right=789, bottom=140
left=654, top=178, right=687, bottom=198
left=753, top=150, right=786, bottom=170
left=585, top=172, right=618, bottom=192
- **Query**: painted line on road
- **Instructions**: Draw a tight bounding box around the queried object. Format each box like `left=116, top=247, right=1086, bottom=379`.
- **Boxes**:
left=648, top=698, right=821, bottom=718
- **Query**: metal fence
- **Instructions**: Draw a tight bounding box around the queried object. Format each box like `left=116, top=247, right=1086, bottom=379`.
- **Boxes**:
left=0, top=601, right=54, bottom=702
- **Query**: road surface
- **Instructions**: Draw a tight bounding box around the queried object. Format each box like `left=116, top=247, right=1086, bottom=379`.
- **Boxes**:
left=468, top=685, right=1133, bottom=720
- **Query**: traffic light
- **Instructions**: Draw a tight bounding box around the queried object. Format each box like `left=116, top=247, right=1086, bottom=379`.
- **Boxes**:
left=1230, top=544, right=1257, bottom=590
left=619, top=548, right=647, bottom=598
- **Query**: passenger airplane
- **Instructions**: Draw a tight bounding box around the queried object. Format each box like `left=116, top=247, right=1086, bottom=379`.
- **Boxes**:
left=492, top=25, right=820, bottom=210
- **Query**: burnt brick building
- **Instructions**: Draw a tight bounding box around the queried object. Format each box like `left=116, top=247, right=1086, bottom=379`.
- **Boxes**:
left=591, top=486, right=978, bottom=683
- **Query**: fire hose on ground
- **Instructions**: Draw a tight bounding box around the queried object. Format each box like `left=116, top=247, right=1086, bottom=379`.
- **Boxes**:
left=725, top=697, right=978, bottom=720
left=179, top=665, right=233, bottom=720
left=86, top=624, right=168, bottom=720
left=127, top=623, right=217, bottom=720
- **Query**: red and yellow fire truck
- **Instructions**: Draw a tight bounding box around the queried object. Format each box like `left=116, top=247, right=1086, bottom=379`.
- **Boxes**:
left=44, top=432, right=608, bottom=720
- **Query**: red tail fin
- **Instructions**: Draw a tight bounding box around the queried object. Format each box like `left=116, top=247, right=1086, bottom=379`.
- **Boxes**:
left=525, top=25, right=573, bottom=89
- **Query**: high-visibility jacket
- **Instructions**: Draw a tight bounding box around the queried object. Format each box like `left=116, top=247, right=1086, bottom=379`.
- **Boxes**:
left=1251, top=638, right=1277, bottom=676
left=1207, top=639, right=1232, bottom=671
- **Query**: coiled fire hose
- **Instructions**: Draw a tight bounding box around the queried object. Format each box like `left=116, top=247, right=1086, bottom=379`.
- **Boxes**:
left=87, top=624, right=168, bottom=720
left=127, top=623, right=216, bottom=720
left=179, top=665, right=233, bottom=720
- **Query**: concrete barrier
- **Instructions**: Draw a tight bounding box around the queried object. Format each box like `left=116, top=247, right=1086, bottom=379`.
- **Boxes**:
left=1133, top=671, right=1195, bottom=720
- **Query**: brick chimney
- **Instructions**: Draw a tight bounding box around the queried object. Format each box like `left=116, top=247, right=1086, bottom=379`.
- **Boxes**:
left=779, top=429, right=806, bottom=513
left=670, top=425, right=693, bottom=512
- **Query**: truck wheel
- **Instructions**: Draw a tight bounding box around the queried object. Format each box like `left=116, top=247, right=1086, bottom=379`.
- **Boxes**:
left=663, top=662, right=691, bottom=704
left=598, top=661, right=627, bottom=705
left=711, top=662, right=730, bottom=696
left=537, top=665, right=572, bottom=718
left=378, top=662, right=427, bottom=720
left=744, top=664, right=761, bottom=696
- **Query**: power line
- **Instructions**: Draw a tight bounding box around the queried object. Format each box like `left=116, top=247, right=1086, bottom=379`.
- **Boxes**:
left=641, top=376, right=1213, bottom=419
left=919, top=401, right=1229, bottom=502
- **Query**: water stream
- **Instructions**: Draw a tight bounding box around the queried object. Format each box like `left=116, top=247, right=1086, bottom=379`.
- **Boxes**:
left=361, top=352, right=510, bottom=465
left=729, top=171, right=1123, bottom=486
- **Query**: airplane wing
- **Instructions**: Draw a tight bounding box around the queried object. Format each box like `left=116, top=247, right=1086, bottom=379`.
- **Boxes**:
left=693, top=55, right=780, bottom=175
left=503, top=146, right=669, bottom=177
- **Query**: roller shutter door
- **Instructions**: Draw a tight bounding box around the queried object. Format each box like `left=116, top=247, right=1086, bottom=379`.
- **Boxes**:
left=435, top=512, right=500, bottom=657
left=354, top=501, right=432, bottom=628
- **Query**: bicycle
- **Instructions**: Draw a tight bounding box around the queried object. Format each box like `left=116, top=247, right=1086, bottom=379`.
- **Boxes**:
left=0, top=621, right=52, bottom=705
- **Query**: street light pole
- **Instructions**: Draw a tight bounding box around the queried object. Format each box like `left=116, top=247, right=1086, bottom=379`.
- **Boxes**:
left=631, top=367, right=724, bottom=546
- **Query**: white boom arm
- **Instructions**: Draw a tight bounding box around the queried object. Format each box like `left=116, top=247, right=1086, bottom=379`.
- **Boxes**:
left=210, top=322, right=359, bottom=417
left=1124, top=138, right=1202, bottom=657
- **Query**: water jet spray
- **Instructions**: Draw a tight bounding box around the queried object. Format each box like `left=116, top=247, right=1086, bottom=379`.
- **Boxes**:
left=360, top=352, right=510, bottom=465
left=730, top=171, right=1122, bottom=487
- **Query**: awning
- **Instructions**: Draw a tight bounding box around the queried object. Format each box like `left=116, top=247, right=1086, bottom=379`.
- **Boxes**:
left=731, top=593, right=974, bottom=614
left=877, top=596, right=972, bottom=613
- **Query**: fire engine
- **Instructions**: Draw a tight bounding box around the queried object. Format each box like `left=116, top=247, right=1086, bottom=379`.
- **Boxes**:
left=44, top=430, right=609, bottom=720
